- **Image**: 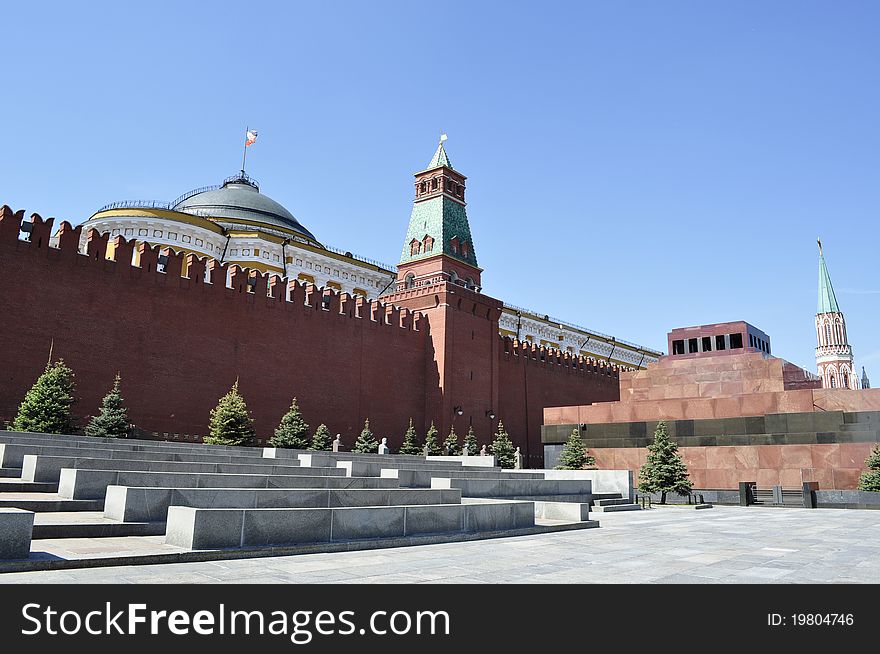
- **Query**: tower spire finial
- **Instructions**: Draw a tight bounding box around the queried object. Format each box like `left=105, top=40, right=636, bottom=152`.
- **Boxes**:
left=818, top=238, right=822, bottom=255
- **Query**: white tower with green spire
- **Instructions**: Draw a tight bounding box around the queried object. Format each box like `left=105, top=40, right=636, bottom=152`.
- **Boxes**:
left=815, top=239, right=858, bottom=389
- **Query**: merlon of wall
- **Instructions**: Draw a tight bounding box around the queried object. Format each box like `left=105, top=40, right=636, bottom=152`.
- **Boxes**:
left=0, top=206, right=423, bottom=334
left=499, top=336, right=620, bottom=378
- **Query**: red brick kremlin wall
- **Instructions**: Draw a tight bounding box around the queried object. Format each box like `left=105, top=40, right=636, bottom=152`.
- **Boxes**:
left=498, top=340, right=620, bottom=468
left=0, top=208, right=620, bottom=462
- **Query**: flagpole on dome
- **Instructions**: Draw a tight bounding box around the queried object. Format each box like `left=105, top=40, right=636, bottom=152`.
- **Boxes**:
left=241, top=126, right=248, bottom=175
left=241, top=127, right=258, bottom=177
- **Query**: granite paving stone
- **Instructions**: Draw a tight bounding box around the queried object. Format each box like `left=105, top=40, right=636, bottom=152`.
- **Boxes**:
left=2, top=506, right=878, bottom=584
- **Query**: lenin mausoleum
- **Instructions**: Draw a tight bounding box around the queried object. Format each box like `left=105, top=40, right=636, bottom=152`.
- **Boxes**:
left=543, top=317, right=878, bottom=490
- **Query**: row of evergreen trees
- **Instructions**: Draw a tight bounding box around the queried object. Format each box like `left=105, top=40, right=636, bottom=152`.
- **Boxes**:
left=12, top=362, right=880, bottom=488
left=555, top=421, right=694, bottom=504
left=208, top=386, right=333, bottom=450
left=11, top=361, right=130, bottom=438
left=342, top=418, right=520, bottom=468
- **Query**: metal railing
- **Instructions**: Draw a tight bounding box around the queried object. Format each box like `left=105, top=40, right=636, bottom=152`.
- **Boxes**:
left=501, top=302, right=662, bottom=355
left=322, top=244, right=397, bottom=272
left=97, top=199, right=174, bottom=212
left=170, top=184, right=222, bottom=208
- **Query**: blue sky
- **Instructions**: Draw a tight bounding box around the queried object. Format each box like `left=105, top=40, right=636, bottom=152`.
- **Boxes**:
left=3, top=1, right=878, bottom=374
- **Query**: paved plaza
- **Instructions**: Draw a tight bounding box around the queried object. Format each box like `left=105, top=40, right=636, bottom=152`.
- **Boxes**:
left=2, top=505, right=878, bottom=584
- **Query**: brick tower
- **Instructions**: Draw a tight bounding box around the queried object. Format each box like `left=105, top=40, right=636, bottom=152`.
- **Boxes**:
left=815, top=240, right=858, bottom=389
left=382, top=137, right=503, bottom=441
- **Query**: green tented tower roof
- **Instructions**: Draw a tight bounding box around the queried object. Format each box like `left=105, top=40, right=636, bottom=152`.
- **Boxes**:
left=399, top=196, right=478, bottom=268
left=426, top=141, right=452, bottom=170
left=399, top=140, right=478, bottom=270
left=817, top=241, right=841, bottom=315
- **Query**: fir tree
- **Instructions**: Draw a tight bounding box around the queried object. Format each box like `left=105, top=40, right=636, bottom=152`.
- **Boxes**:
left=858, top=444, right=880, bottom=492
left=269, top=397, right=310, bottom=449
left=352, top=419, right=378, bottom=453
left=399, top=418, right=421, bottom=455
left=463, top=425, right=479, bottom=457
left=490, top=420, right=516, bottom=469
left=308, top=423, right=333, bottom=451
left=423, top=421, right=442, bottom=456
left=637, top=421, right=692, bottom=503
left=85, top=374, right=129, bottom=438
left=12, top=359, right=76, bottom=434
left=555, top=428, right=595, bottom=470
left=443, top=426, right=460, bottom=455
left=203, top=380, right=255, bottom=446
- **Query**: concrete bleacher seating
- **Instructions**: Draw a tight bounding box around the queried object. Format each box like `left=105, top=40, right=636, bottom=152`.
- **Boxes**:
left=0, top=431, right=606, bottom=566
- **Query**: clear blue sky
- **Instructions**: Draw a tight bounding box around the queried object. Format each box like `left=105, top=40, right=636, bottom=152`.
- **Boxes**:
left=3, top=1, right=878, bottom=374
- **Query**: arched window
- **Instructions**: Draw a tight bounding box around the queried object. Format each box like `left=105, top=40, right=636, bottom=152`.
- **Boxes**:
left=423, top=235, right=434, bottom=252
left=825, top=324, right=832, bottom=345
left=830, top=374, right=837, bottom=388
left=409, top=239, right=421, bottom=256
left=419, top=181, right=426, bottom=194
left=405, top=273, right=415, bottom=289
left=448, top=270, right=458, bottom=284
left=842, top=371, right=849, bottom=389
left=465, top=277, right=474, bottom=289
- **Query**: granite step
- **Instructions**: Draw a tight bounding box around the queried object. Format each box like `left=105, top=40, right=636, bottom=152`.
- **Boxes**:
left=104, top=486, right=461, bottom=522
left=591, top=503, right=642, bottom=512
left=594, top=498, right=631, bottom=506
left=165, top=501, right=536, bottom=551
left=0, top=479, right=58, bottom=493
left=21, top=453, right=328, bottom=484
left=0, top=493, right=104, bottom=512
left=381, top=467, right=545, bottom=488
left=0, top=431, right=263, bottom=456
left=0, top=443, right=290, bottom=469
left=430, top=477, right=593, bottom=502
left=31, top=512, right=166, bottom=539
left=59, top=468, right=400, bottom=500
